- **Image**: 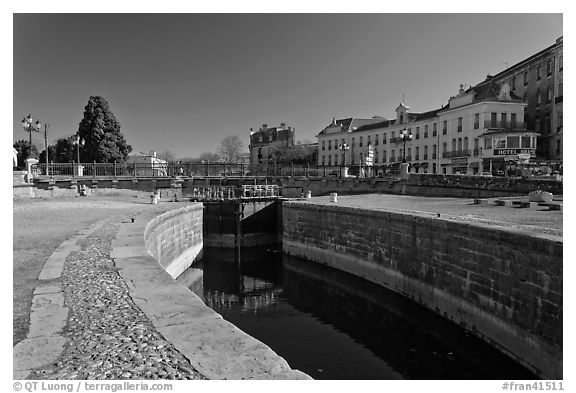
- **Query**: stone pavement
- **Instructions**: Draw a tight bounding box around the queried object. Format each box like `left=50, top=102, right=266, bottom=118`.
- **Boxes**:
left=14, top=211, right=206, bottom=380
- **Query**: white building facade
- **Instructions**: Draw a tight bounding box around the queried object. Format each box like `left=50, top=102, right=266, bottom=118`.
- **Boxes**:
left=317, top=82, right=538, bottom=176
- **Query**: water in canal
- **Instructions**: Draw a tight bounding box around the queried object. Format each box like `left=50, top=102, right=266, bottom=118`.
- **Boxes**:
left=177, top=246, right=537, bottom=380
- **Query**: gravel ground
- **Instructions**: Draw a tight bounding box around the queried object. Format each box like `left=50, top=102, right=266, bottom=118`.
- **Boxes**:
left=14, top=197, right=206, bottom=380
left=29, top=220, right=205, bottom=380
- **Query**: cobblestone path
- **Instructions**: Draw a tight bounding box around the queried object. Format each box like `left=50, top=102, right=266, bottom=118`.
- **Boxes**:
left=30, top=219, right=206, bottom=380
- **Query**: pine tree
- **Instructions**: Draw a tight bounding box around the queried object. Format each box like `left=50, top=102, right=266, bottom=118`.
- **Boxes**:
left=77, top=96, right=132, bottom=163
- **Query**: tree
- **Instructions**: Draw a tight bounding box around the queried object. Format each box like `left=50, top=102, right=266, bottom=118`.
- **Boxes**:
left=218, top=135, right=243, bottom=163
left=13, top=139, right=39, bottom=168
left=199, top=151, right=220, bottom=163
left=39, top=145, right=56, bottom=163
left=77, top=96, right=132, bottom=163
left=271, top=142, right=317, bottom=165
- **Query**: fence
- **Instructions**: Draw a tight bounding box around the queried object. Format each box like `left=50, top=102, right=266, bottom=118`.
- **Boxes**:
left=31, top=162, right=399, bottom=179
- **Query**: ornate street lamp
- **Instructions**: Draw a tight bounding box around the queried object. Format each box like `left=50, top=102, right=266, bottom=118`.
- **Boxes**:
left=21, top=114, right=41, bottom=157
left=338, top=143, right=350, bottom=166
left=399, top=128, right=413, bottom=163
left=74, top=134, right=85, bottom=164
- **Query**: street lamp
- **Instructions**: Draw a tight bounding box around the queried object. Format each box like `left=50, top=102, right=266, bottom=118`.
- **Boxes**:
left=338, top=143, right=350, bottom=166
left=74, top=134, right=85, bottom=164
left=399, top=128, right=413, bottom=163
left=21, top=114, right=41, bottom=158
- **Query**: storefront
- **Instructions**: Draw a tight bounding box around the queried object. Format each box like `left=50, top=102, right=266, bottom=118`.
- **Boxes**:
left=480, top=130, right=539, bottom=176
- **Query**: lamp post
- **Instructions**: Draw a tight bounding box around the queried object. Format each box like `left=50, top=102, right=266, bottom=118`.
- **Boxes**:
left=73, top=135, right=85, bottom=176
left=338, top=142, right=350, bottom=178
left=399, top=128, right=413, bottom=163
left=74, top=135, right=85, bottom=164
left=21, top=114, right=41, bottom=158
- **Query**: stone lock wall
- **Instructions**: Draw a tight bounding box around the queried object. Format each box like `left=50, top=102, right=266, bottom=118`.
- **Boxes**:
left=144, top=204, right=204, bottom=278
left=282, top=202, right=562, bottom=379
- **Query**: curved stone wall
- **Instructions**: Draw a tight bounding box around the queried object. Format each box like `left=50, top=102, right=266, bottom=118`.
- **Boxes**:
left=144, top=204, right=203, bottom=278
left=282, top=202, right=562, bottom=379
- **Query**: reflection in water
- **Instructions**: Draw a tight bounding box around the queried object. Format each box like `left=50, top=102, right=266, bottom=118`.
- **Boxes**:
left=177, top=246, right=537, bottom=380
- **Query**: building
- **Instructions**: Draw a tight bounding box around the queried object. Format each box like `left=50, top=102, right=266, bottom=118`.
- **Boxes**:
left=317, top=81, right=539, bottom=176
left=474, top=36, right=563, bottom=161
left=248, top=123, right=295, bottom=173
left=127, top=151, right=168, bottom=176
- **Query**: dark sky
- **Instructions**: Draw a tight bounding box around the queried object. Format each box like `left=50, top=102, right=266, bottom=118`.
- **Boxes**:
left=13, top=13, right=563, bottom=158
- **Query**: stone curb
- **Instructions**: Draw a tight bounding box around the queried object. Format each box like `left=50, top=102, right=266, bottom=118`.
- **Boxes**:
left=112, top=205, right=311, bottom=380
left=13, top=220, right=106, bottom=379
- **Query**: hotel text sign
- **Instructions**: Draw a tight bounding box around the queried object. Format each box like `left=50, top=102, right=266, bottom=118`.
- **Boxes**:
left=493, top=148, right=535, bottom=156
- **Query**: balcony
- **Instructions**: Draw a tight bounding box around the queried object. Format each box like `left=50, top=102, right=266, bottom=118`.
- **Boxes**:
left=389, top=137, right=404, bottom=143
left=442, top=150, right=472, bottom=158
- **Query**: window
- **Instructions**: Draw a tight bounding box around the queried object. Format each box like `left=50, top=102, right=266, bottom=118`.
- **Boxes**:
left=391, top=150, right=395, bottom=161
left=493, top=137, right=506, bottom=149
left=374, top=134, right=379, bottom=145
left=474, top=113, right=479, bottom=129
left=328, top=140, right=332, bottom=150
left=537, top=90, right=542, bottom=106
left=523, top=71, right=528, bottom=86
left=545, top=115, right=551, bottom=133
left=457, top=138, right=462, bottom=151
left=457, top=117, right=463, bottom=132
left=391, top=131, right=395, bottom=139
left=491, top=113, right=497, bottom=128
left=463, top=137, right=469, bottom=151
left=452, top=138, right=457, bottom=152
left=442, top=120, right=447, bottom=134
left=416, top=127, right=420, bottom=139
left=442, top=142, right=447, bottom=154
left=501, top=113, right=507, bottom=128
left=535, top=119, right=541, bottom=132
left=511, top=113, right=517, bottom=129
left=507, top=136, right=520, bottom=148
left=433, top=123, right=437, bottom=136
left=322, top=156, right=325, bottom=165
left=537, top=64, right=541, bottom=80
left=521, top=136, right=531, bottom=148
left=359, top=137, right=363, bottom=147
left=407, top=148, right=411, bottom=160
left=473, top=138, right=479, bottom=154
left=433, top=144, right=437, bottom=159
left=424, top=146, right=428, bottom=159
left=512, top=76, right=516, bottom=91
left=383, top=150, right=387, bottom=163
left=557, top=140, right=561, bottom=155
left=424, top=125, right=429, bottom=138
left=367, top=135, right=371, bottom=146
left=321, top=140, right=325, bottom=151
left=328, top=156, right=332, bottom=166
left=351, top=138, right=355, bottom=147
left=485, top=138, right=492, bottom=149
left=559, top=54, right=563, bottom=71
left=383, top=133, right=387, bottom=144
left=374, top=150, right=379, bottom=164
left=334, top=155, right=338, bottom=165
left=415, top=147, right=420, bottom=160
left=547, top=88, right=551, bottom=102
left=547, top=60, right=552, bottom=76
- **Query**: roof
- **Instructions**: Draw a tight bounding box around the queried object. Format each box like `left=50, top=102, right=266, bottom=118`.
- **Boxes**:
left=414, top=107, right=443, bottom=121
left=318, top=117, right=385, bottom=136
left=354, top=120, right=390, bottom=132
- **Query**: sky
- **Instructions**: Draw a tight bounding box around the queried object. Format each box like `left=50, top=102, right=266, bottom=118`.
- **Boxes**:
left=13, top=13, right=563, bottom=159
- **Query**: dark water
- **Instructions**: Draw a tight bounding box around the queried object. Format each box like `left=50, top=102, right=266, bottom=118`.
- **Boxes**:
left=177, top=246, right=537, bottom=380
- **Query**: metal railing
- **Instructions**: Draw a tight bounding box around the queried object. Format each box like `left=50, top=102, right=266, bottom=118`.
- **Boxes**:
left=442, top=150, right=472, bottom=158
left=31, top=162, right=405, bottom=180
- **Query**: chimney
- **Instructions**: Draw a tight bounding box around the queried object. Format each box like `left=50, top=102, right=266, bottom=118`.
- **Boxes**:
left=262, top=124, right=268, bottom=131
left=280, top=122, right=286, bottom=128
left=458, top=84, right=465, bottom=95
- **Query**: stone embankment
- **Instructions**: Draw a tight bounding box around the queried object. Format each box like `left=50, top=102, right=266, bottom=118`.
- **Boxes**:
left=282, top=201, right=562, bottom=379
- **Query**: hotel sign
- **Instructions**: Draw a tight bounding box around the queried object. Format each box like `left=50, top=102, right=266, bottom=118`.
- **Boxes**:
left=493, top=149, right=535, bottom=156
left=451, top=157, right=468, bottom=165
